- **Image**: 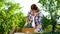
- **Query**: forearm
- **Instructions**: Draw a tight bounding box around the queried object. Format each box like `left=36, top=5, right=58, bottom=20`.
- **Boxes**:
left=26, top=17, right=29, bottom=22
left=39, top=17, right=42, bottom=24
left=24, top=17, right=29, bottom=26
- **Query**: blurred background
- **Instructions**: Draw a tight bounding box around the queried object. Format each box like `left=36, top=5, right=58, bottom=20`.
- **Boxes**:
left=0, top=0, right=60, bottom=34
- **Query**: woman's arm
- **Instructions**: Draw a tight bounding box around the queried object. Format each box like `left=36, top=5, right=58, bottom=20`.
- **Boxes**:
left=24, top=13, right=30, bottom=27
left=26, top=17, right=29, bottom=22
left=24, top=17, right=29, bottom=27
left=38, top=12, right=42, bottom=24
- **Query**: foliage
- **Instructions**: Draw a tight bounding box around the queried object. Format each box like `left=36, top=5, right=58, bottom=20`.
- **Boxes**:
left=42, top=16, right=52, bottom=29
left=0, top=0, right=26, bottom=34
left=38, top=0, right=60, bottom=32
left=56, top=0, right=60, bottom=9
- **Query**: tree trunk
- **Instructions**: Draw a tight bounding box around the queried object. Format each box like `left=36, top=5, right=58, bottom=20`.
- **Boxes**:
left=52, top=21, right=57, bottom=32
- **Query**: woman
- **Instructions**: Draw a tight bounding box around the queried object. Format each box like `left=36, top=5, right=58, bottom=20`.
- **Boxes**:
left=25, top=4, right=42, bottom=33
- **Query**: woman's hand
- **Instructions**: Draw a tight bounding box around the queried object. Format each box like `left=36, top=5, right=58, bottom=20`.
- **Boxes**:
left=36, top=23, right=42, bottom=29
left=24, top=17, right=30, bottom=27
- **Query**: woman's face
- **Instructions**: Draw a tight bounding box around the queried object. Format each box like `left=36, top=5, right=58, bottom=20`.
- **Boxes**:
left=32, top=10, right=37, bottom=13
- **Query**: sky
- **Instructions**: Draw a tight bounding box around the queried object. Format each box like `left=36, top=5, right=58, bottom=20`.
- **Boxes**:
left=10, top=0, right=39, bottom=16
left=9, top=0, right=49, bottom=16
left=16, top=0, right=41, bottom=16
left=9, top=0, right=60, bottom=23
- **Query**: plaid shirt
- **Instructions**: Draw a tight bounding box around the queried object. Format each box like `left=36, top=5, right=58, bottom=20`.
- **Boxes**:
left=27, top=10, right=42, bottom=27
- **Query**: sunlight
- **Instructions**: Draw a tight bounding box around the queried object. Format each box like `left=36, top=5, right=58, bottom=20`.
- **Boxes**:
left=14, top=0, right=39, bottom=16
left=9, top=0, right=50, bottom=16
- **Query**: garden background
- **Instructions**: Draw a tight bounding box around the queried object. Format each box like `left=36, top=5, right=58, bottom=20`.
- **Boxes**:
left=0, top=0, right=60, bottom=34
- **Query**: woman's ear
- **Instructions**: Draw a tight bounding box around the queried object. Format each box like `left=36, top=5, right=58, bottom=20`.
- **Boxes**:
left=37, top=8, right=40, bottom=12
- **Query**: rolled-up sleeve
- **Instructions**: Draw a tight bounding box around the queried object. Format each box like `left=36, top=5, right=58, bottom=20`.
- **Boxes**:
left=26, top=11, right=31, bottom=20
left=38, top=12, right=43, bottom=24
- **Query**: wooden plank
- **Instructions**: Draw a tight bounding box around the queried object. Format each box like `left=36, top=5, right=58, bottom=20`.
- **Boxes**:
left=22, top=28, right=35, bottom=34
